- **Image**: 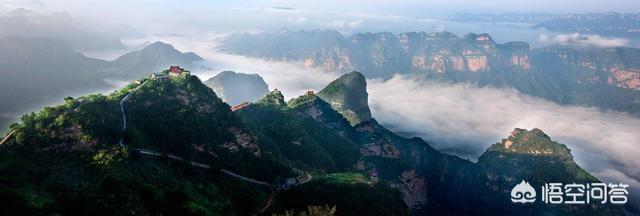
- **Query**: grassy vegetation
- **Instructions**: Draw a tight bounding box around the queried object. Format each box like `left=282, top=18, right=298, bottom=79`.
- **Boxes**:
left=275, top=179, right=408, bottom=216
left=318, top=172, right=373, bottom=185
left=286, top=92, right=316, bottom=109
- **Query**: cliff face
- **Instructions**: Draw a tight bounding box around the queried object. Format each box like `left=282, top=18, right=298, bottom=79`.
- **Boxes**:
left=346, top=32, right=530, bottom=75
left=220, top=31, right=532, bottom=79
left=532, top=46, right=640, bottom=91
left=609, top=68, right=640, bottom=90
left=500, top=41, right=532, bottom=70
left=290, top=73, right=625, bottom=215
left=317, top=71, right=372, bottom=126
left=219, top=30, right=640, bottom=116
left=220, top=30, right=640, bottom=94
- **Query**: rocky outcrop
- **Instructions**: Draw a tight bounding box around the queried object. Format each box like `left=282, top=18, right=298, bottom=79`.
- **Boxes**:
left=500, top=41, right=532, bottom=70
left=359, top=141, right=400, bottom=158
left=317, top=72, right=372, bottom=125
left=463, top=50, right=489, bottom=72
left=228, top=127, right=261, bottom=155
left=289, top=74, right=623, bottom=214
left=391, top=169, right=427, bottom=208
left=411, top=55, right=428, bottom=71
left=219, top=30, right=640, bottom=117
left=608, top=68, right=640, bottom=90
left=220, top=31, right=534, bottom=78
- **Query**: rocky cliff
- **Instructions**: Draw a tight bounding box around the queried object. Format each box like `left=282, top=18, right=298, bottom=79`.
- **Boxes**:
left=219, top=30, right=534, bottom=79
left=291, top=72, right=624, bottom=215
left=317, top=71, right=372, bottom=126
left=219, top=30, right=640, bottom=116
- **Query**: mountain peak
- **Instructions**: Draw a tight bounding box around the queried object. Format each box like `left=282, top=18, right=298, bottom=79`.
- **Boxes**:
left=317, top=71, right=371, bottom=126
left=143, top=41, right=176, bottom=51
left=287, top=90, right=322, bottom=108
left=467, top=33, right=495, bottom=43
left=107, top=41, right=203, bottom=79
left=204, top=71, right=269, bottom=105
left=258, top=89, right=287, bottom=108
left=509, top=127, right=548, bottom=139
left=478, top=128, right=598, bottom=192
left=496, top=128, right=567, bottom=155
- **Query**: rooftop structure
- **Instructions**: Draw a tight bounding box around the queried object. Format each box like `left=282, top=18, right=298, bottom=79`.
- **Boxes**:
left=370, top=168, right=379, bottom=181
left=167, top=65, right=190, bottom=77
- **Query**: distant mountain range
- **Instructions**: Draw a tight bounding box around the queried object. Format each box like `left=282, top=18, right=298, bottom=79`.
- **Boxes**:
left=448, top=12, right=640, bottom=39
left=446, top=12, right=558, bottom=23
left=218, top=30, right=640, bottom=116
left=533, top=12, right=640, bottom=38
left=0, top=8, right=140, bottom=51
left=0, top=70, right=626, bottom=215
left=102, top=41, right=203, bottom=80
left=0, top=37, right=203, bottom=131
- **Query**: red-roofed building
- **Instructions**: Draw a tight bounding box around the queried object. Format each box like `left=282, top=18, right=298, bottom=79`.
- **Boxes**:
left=167, top=65, right=190, bottom=78
left=169, top=65, right=182, bottom=75
left=231, top=102, right=250, bottom=112
left=370, top=168, right=378, bottom=181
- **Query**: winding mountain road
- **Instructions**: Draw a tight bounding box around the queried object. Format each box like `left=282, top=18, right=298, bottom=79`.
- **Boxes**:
left=221, top=169, right=272, bottom=186
left=118, top=80, right=150, bottom=147
left=0, top=130, right=14, bottom=145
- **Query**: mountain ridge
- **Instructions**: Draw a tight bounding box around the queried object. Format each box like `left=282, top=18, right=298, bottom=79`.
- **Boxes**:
left=219, top=30, right=640, bottom=116
left=0, top=69, right=626, bottom=215
left=317, top=71, right=372, bottom=126
left=286, top=71, right=624, bottom=215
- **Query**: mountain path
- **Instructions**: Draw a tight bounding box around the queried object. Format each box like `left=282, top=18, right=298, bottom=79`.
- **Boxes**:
left=117, top=76, right=317, bottom=215
left=0, top=130, right=15, bottom=145
left=117, top=77, right=310, bottom=188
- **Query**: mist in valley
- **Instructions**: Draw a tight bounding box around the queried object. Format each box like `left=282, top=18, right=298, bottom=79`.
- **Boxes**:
left=131, top=32, right=640, bottom=201
left=1, top=0, right=640, bottom=209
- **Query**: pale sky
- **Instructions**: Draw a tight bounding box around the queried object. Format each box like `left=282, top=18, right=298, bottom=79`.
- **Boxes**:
left=2, top=0, right=637, bottom=35
left=2, top=0, right=639, bottom=17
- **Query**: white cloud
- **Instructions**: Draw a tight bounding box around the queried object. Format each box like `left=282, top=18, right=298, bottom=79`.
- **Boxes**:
left=348, top=20, right=363, bottom=28
left=327, top=20, right=346, bottom=28
left=0, top=0, right=43, bottom=9
left=539, top=33, right=628, bottom=47
left=368, top=75, right=640, bottom=198
left=538, top=34, right=549, bottom=42
left=326, top=19, right=363, bottom=29
left=102, top=78, right=129, bottom=89
left=294, top=16, right=307, bottom=24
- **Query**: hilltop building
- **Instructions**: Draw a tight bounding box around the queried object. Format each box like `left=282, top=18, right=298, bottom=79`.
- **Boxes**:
left=370, top=168, right=378, bottom=181
left=167, top=65, right=190, bottom=77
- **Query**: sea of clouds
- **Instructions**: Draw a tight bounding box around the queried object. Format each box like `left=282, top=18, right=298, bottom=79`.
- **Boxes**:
left=367, top=75, right=640, bottom=204
left=96, top=31, right=640, bottom=206
left=539, top=33, right=629, bottom=47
